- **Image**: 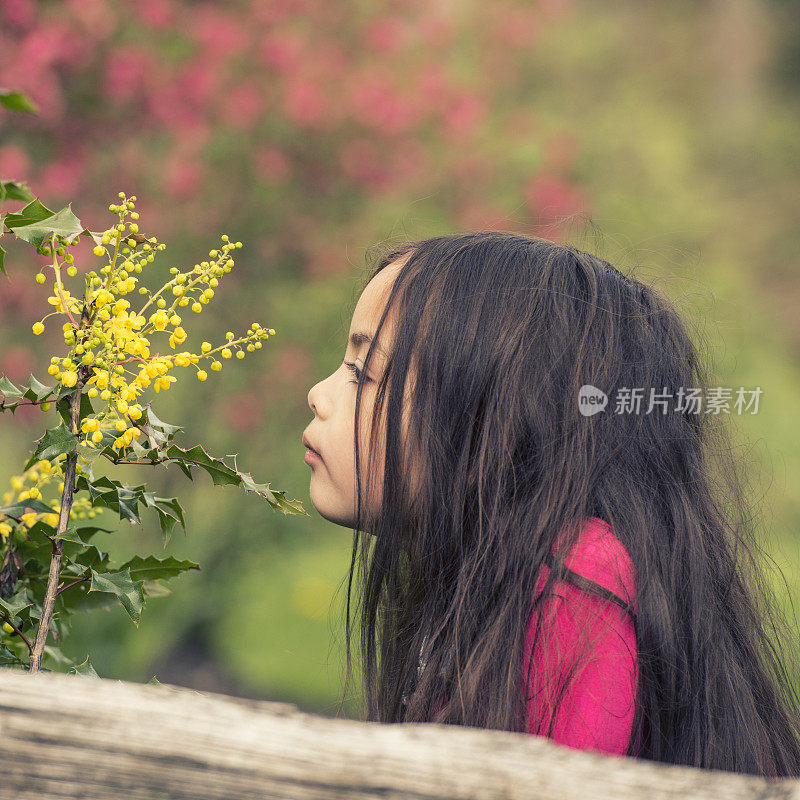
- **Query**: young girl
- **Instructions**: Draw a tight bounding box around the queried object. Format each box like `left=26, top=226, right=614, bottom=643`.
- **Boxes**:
left=303, top=231, right=800, bottom=776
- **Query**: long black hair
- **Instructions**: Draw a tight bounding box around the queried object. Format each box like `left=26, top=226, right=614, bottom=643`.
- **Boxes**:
left=334, top=230, right=800, bottom=776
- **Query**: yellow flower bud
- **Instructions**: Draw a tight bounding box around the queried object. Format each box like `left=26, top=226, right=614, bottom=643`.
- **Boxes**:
left=32, top=322, right=45, bottom=335
left=91, top=430, right=103, bottom=443
left=197, top=370, right=207, bottom=381
left=61, top=371, right=78, bottom=388
left=44, top=513, right=59, bottom=527
left=40, top=402, right=51, bottom=411
left=93, top=245, right=105, bottom=257
left=211, top=360, right=222, bottom=372
left=201, top=342, right=212, bottom=353
left=236, top=350, right=245, bottom=359
left=221, top=348, right=231, bottom=359
left=115, top=419, right=127, bottom=432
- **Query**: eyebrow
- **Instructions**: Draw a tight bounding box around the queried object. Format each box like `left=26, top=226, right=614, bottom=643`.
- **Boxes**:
left=349, top=331, right=389, bottom=360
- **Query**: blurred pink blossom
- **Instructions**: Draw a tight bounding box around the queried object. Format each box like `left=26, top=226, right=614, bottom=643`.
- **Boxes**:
left=1, top=0, right=35, bottom=28
left=255, top=147, right=292, bottom=184
left=525, top=173, right=590, bottom=240
left=0, top=345, right=35, bottom=382
left=348, top=73, right=423, bottom=135
left=188, top=9, right=249, bottom=62
left=224, top=390, right=263, bottom=433
left=164, top=158, right=202, bottom=199
left=224, top=85, right=265, bottom=131
left=259, top=30, right=306, bottom=73
left=339, top=138, right=391, bottom=192
left=364, top=17, right=409, bottom=55
left=283, top=76, right=327, bottom=128
left=441, top=92, right=487, bottom=141
left=35, top=153, right=86, bottom=198
left=177, top=59, right=222, bottom=107
left=133, top=0, right=178, bottom=29
left=104, top=45, right=152, bottom=102
left=64, top=0, right=118, bottom=41
left=492, top=7, right=541, bottom=47
left=0, top=144, right=31, bottom=179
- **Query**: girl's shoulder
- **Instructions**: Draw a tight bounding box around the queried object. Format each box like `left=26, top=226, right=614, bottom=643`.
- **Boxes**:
left=553, top=517, right=637, bottom=607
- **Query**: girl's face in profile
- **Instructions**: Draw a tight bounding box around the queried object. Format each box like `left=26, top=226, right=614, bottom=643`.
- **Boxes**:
left=304, top=259, right=412, bottom=530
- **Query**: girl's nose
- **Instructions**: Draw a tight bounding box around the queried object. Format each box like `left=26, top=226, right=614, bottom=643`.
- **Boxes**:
left=308, top=379, right=327, bottom=417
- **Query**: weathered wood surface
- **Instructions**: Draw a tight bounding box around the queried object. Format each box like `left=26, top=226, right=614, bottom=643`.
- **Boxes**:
left=1, top=668, right=799, bottom=800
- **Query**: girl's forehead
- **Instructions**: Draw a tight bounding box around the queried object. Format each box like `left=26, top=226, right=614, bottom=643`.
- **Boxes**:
left=350, top=266, right=403, bottom=349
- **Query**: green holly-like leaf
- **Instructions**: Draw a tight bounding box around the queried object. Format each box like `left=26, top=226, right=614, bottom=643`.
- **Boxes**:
left=0, top=376, right=22, bottom=398
left=0, top=90, right=39, bottom=113
left=142, top=581, right=171, bottom=599
left=55, top=524, right=113, bottom=545
left=162, top=444, right=309, bottom=516
left=0, top=643, right=24, bottom=666
left=4, top=200, right=84, bottom=248
left=88, top=568, right=144, bottom=625
left=140, top=490, right=186, bottom=546
left=0, top=588, right=33, bottom=619
left=0, top=179, right=36, bottom=205
left=74, top=475, right=142, bottom=524
left=69, top=655, right=99, bottom=677
left=23, top=375, right=56, bottom=403
left=117, top=554, right=199, bottom=582
left=146, top=405, right=183, bottom=442
left=25, top=421, right=78, bottom=470
left=42, top=644, right=74, bottom=669
left=0, top=375, right=57, bottom=414
left=0, top=498, right=59, bottom=518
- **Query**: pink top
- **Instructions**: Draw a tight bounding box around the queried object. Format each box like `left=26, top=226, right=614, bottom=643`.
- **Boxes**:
left=522, top=516, right=638, bottom=756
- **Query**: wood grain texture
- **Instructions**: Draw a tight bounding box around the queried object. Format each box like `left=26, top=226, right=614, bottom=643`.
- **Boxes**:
left=1, top=668, right=799, bottom=800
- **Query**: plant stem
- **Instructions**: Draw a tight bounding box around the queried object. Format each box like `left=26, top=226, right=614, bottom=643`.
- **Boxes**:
left=0, top=610, right=33, bottom=654
left=55, top=576, right=89, bottom=598
left=28, top=374, right=84, bottom=673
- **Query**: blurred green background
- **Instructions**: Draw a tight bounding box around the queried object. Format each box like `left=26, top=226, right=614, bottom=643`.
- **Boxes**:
left=1, top=0, right=799, bottom=718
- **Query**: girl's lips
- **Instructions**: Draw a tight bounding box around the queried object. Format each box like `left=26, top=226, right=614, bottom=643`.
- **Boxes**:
left=304, top=447, right=323, bottom=465
left=302, top=433, right=323, bottom=462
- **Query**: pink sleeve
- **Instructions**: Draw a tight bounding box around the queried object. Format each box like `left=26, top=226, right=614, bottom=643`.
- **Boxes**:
left=523, top=578, right=638, bottom=755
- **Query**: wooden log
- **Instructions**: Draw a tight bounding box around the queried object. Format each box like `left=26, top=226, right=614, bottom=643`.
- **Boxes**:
left=0, top=668, right=799, bottom=800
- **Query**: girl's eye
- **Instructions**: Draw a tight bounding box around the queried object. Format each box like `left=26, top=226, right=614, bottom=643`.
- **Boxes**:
left=344, top=361, right=366, bottom=384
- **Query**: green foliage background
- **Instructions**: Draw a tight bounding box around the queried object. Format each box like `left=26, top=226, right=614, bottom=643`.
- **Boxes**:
left=2, top=0, right=799, bottom=719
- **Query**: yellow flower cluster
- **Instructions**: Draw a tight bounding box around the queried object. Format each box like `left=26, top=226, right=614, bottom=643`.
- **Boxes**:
left=0, top=458, right=99, bottom=539
left=28, top=192, right=275, bottom=464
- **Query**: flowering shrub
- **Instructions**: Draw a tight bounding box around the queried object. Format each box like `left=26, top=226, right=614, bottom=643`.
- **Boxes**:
left=0, top=149, right=307, bottom=673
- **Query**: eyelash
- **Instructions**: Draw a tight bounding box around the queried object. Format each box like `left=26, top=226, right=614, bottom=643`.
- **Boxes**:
left=344, top=361, right=366, bottom=384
